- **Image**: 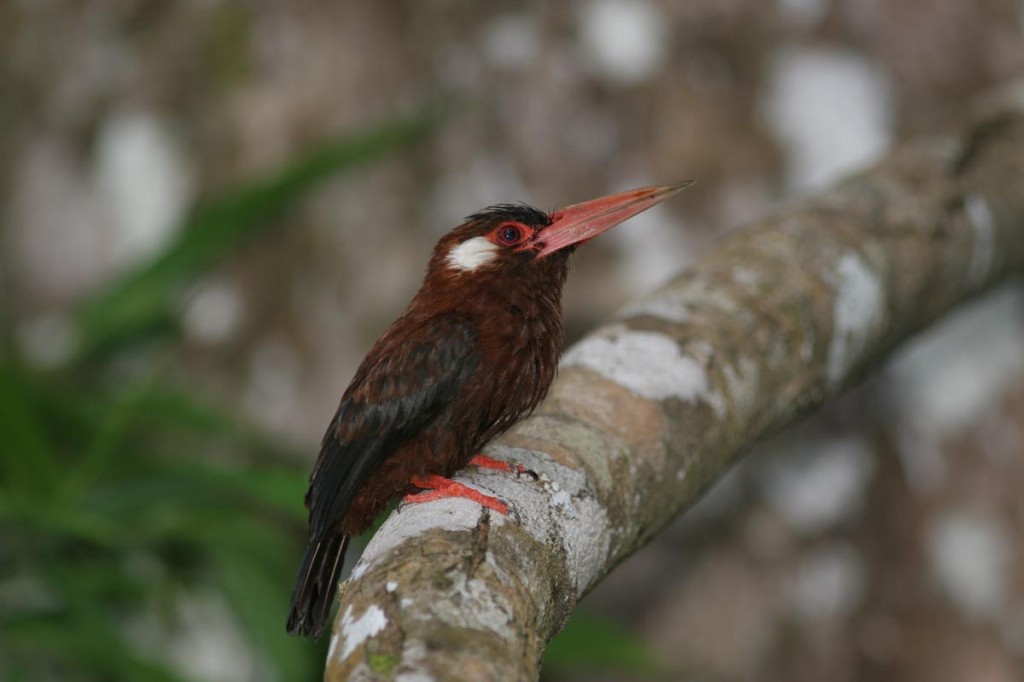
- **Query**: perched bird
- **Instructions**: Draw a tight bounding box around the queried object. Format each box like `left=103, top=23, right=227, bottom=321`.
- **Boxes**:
left=286, top=182, right=690, bottom=637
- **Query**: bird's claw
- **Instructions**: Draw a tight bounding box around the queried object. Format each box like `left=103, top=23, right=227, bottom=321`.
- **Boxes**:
left=402, top=475, right=520, bottom=523
left=502, top=504, right=522, bottom=525
left=469, top=454, right=538, bottom=481
left=518, top=465, right=540, bottom=481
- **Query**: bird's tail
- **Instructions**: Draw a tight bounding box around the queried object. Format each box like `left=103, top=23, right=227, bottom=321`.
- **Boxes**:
left=286, top=533, right=349, bottom=637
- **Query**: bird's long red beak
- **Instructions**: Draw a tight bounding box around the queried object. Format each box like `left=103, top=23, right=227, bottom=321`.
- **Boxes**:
left=536, top=181, right=693, bottom=258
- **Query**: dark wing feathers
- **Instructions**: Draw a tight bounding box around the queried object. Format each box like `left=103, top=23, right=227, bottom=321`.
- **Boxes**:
left=286, top=533, right=349, bottom=636
left=305, top=315, right=480, bottom=539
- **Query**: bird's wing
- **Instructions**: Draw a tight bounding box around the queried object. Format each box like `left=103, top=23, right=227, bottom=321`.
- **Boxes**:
left=305, top=314, right=480, bottom=539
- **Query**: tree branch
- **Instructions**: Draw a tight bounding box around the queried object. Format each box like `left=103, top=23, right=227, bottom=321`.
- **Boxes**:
left=324, top=89, right=1024, bottom=681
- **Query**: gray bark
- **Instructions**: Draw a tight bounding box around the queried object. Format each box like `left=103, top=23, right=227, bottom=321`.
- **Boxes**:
left=324, top=87, right=1024, bottom=681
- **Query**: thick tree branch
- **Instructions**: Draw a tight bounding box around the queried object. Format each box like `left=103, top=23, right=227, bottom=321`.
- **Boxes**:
left=324, top=90, right=1024, bottom=681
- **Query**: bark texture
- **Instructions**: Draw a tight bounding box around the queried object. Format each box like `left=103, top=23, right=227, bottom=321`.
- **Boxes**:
left=324, top=90, right=1024, bottom=681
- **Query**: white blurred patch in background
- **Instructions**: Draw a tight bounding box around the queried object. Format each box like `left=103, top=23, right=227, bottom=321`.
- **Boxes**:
left=777, top=0, right=830, bottom=29
left=244, top=338, right=304, bottom=436
left=483, top=14, right=540, bottom=71
left=429, top=155, right=528, bottom=231
left=7, top=137, right=111, bottom=299
left=578, top=0, right=668, bottom=84
left=759, top=435, right=876, bottom=535
left=791, top=542, right=866, bottom=622
left=609, top=197, right=696, bottom=296
left=95, top=109, right=195, bottom=271
left=927, top=509, right=1013, bottom=622
left=182, top=279, right=246, bottom=346
left=886, top=286, right=1024, bottom=493
left=761, top=46, right=894, bottom=192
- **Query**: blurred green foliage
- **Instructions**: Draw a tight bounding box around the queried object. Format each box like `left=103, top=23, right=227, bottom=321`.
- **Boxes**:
left=0, top=365, right=316, bottom=681
left=1, top=114, right=433, bottom=682
left=544, top=611, right=669, bottom=680
left=0, top=108, right=665, bottom=681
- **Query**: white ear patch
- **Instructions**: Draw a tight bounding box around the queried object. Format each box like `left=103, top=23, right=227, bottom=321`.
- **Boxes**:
left=446, top=236, right=498, bottom=271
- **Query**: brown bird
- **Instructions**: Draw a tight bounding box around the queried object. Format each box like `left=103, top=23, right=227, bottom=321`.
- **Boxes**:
left=286, top=182, right=690, bottom=637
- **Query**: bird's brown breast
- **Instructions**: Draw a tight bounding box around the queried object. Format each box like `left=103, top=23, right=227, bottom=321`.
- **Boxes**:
left=339, top=286, right=565, bottom=534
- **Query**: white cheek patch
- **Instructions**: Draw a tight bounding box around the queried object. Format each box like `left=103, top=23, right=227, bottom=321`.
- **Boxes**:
left=447, top=236, right=499, bottom=271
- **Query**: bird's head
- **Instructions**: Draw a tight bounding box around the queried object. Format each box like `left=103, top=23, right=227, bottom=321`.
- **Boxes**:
left=425, top=182, right=693, bottom=289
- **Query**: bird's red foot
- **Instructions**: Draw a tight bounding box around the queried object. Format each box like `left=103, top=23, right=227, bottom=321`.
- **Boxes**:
left=402, top=474, right=520, bottom=522
left=469, top=454, right=538, bottom=480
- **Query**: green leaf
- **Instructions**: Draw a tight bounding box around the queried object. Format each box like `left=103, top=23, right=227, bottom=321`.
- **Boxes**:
left=2, top=614, right=186, bottom=682
left=186, top=465, right=309, bottom=520
left=0, top=368, right=58, bottom=494
left=74, top=112, right=437, bottom=360
left=67, top=373, right=164, bottom=500
left=0, top=362, right=322, bottom=680
left=542, top=610, right=667, bottom=677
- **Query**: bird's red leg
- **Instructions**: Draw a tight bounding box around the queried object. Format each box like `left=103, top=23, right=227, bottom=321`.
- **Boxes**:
left=469, top=454, right=531, bottom=477
left=403, top=474, right=512, bottom=517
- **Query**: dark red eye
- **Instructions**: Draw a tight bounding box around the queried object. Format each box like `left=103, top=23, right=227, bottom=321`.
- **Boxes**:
left=495, top=223, right=525, bottom=246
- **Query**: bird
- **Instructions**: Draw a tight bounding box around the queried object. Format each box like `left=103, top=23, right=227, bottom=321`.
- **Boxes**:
left=286, top=182, right=691, bottom=637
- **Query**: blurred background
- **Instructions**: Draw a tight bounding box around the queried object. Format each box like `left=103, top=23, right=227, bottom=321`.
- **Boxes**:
left=2, top=1, right=1023, bottom=681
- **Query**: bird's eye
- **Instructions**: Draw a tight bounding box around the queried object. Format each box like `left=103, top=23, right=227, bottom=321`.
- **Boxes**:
left=495, top=223, right=525, bottom=246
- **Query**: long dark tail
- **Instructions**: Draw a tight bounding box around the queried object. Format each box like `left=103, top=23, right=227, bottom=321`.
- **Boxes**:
left=286, top=533, right=349, bottom=637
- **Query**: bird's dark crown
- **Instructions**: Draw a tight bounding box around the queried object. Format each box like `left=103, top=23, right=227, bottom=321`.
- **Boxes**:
left=464, top=203, right=552, bottom=229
